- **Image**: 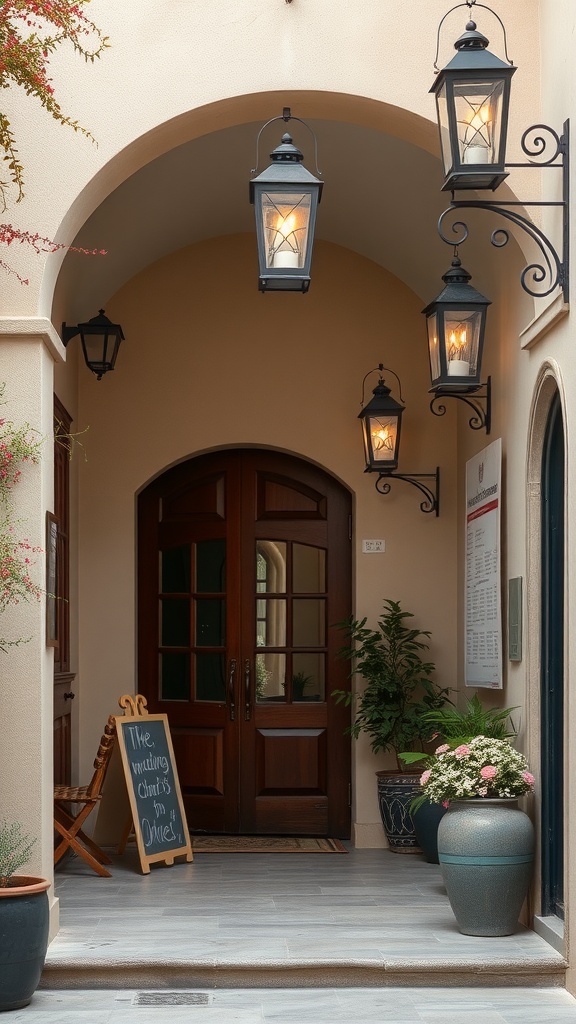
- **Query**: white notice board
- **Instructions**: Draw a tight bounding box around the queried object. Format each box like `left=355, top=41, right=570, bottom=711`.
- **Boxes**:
left=465, top=438, right=502, bottom=688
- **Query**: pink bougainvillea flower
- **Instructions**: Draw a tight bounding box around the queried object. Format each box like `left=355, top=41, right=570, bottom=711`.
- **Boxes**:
left=420, top=769, right=431, bottom=786
left=480, top=765, right=497, bottom=780
left=454, top=744, right=471, bottom=758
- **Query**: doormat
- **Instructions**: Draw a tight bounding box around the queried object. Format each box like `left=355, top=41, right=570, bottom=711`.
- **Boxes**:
left=190, top=836, right=347, bottom=853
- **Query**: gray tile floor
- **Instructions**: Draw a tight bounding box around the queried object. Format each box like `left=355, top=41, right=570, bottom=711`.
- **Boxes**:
left=31, top=844, right=576, bottom=1022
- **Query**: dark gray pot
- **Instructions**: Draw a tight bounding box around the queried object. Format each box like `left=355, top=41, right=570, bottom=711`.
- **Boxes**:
left=0, top=877, right=50, bottom=1011
left=438, top=798, right=534, bottom=935
left=412, top=800, right=447, bottom=863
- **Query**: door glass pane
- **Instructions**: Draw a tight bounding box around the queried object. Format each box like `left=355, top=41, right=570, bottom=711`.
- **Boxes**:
left=256, top=599, right=286, bottom=647
left=161, top=598, right=190, bottom=646
left=196, top=599, right=225, bottom=646
left=293, top=544, right=326, bottom=593
left=196, top=539, right=226, bottom=592
left=292, top=653, right=325, bottom=702
left=196, top=653, right=226, bottom=701
left=255, top=653, right=286, bottom=702
left=293, top=599, right=325, bottom=646
left=256, top=541, right=286, bottom=592
left=162, top=545, right=191, bottom=593
left=160, top=652, right=190, bottom=701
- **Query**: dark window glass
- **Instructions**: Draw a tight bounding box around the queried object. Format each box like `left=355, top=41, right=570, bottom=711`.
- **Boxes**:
left=161, top=599, right=190, bottom=646
left=196, top=653, right=226, bottom=701
left=162, top=545, right=191, bottom=593
left=160, top=652, right=190, bottom=701
left=196, top=539, right=226, bottom=593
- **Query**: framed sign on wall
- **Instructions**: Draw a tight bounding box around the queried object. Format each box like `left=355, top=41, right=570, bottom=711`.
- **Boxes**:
left=465, top=438, right=502, bottom=689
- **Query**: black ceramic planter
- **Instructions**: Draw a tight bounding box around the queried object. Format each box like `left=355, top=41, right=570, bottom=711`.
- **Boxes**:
left=376, top=771, right=423, bottom=854
left=0, top=876, right=50, bottom=1011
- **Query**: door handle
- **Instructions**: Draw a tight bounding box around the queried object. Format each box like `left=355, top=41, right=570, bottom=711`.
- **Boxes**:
left=244, top=659, right=251, bottom=721
left=63, top=692, right=75, bottom=701
left=228, top=658, right=237, bottom=721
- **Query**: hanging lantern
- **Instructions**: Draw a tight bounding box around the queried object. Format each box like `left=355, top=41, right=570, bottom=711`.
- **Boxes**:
left=423, top=257, right=491, bottom=391
left=430, top=16, right=515, bottom=191
left=250, top=130, right=323, bottom=292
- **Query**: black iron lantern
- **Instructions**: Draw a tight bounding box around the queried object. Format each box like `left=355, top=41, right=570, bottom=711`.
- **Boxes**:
left=431, top=14, right=515, bottom=191
left=62, top=309, right=124, bottom=380
left=250, top=116, right=323, bottom=293
left=423, top=256, right=491, bottom=391
left=359, top=373, right=404, bottom=473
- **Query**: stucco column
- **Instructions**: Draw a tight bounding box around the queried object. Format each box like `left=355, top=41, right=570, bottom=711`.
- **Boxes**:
left=0, top=319, right=64, bottom=938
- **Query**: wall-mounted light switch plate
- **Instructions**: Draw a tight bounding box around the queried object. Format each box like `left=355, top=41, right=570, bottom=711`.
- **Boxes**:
left=362, top=540, right=385, bottom=553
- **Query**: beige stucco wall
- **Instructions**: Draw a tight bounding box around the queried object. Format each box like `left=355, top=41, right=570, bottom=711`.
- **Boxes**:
left=69, top=234, right=460, bottom=845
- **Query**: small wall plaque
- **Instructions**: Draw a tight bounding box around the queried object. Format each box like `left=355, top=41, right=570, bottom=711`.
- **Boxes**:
left=508, top=577, right=522, bottom=662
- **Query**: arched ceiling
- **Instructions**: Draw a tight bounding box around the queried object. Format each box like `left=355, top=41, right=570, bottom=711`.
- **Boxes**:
left=54, top=117, right=498, bottom=323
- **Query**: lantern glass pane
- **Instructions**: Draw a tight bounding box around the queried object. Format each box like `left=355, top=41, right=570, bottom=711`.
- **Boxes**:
left=367, top=414, right=398, bottom=463
left=427, top=313, right=441, bottom=380
left=453, top=80, right=505, bottom=166
left=83, top=333, right=107, bottom=364
left=444, top=309, right=481, bottom=378
left=436, top=82, right=452, bottom=175
left=260, top=191, right=311, bottom=270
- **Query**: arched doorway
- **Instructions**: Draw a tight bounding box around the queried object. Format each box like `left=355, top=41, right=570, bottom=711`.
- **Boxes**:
left=138, top=448, right=352, bottom=837
left=540, top=391, right=565, bottom=918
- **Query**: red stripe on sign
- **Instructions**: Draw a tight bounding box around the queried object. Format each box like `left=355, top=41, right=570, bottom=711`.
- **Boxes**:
left=467, top=498, right=499, bottom=522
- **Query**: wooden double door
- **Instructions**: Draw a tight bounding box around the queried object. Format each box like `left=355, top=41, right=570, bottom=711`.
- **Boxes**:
left=138, top=449, right=352, bottom=837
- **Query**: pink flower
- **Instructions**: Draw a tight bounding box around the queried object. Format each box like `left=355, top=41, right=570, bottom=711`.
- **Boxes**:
left=480, top=765, right=497, bottom=780
left=522, top=771, right=535, bottom=786
left=420, top=769, right=431, bottom=786
left=435, top=744, right=450, bottom=755
left=442, top=800, right=450, bottom=808
left=454, top=745, right=471, bottom=758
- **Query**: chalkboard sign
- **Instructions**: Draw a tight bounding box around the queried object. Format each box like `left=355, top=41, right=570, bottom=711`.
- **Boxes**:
left=115, top=694, right=193, bottom=874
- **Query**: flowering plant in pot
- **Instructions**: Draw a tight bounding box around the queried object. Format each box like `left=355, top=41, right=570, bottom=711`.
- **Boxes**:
left=0, top=821, right=50, bottom=1010
left=418, top=735, right=535, bottom=806
left=417, top=737, right=536, bottom=936
left=399, top=696, right=519, bottom=861
left=332, top=598, right=451, bottom=852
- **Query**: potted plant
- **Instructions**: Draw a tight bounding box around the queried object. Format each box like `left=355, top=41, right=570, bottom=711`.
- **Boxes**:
left=0, top=821, right=50, bottom=1010
left=332, top=598, right=451, bottom=852
left=400, top=694, right=519, bottom=861
left=417, top=736, right=536, bottom=935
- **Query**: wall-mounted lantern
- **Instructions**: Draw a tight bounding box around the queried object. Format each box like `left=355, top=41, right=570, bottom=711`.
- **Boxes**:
left=359, top=366, right=440, bottom=516
left=62, top=309, right=124, bottom=380
left=422, top=255, right=492, bottom=433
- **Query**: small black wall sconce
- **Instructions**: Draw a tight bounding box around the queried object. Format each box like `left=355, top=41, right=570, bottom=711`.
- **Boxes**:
left=62, top=310, right=124, bottom=380
left=359, top=365, right=440, bottom=515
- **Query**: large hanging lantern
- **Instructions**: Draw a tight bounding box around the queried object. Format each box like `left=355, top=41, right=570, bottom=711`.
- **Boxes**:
left=250, top=129, right=323, bottom=293
left=358, top=375, right=404, bottom=473
left=423, top=257, right=491, bottom=391
left=430, top=16, right=515, bottom=191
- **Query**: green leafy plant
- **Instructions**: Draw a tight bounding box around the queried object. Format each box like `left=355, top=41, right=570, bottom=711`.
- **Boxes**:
left=0, top=820, right=36, bottom=886
left=399, top=694, right=518, bottom=769
left=332, top=598, right=451, bottom=769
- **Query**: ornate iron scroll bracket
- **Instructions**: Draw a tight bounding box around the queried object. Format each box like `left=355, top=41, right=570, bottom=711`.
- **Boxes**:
left=438, top=122, right=569, bottom=302
left=430, top=376, right=491, bottom=435
left=373, top=468, right=440, bottom=516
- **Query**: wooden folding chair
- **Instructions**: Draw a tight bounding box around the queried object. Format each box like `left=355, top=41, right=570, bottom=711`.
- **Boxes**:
left=54, top=715, right=116, bottom=877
